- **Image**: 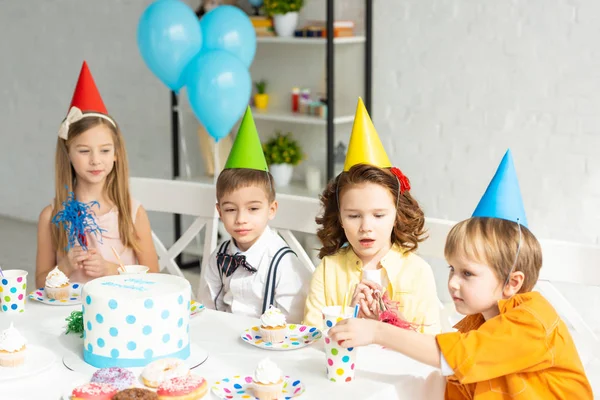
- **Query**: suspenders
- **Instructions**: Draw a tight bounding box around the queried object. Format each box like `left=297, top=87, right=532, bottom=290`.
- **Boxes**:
left=261, top=246, right=295, bottom=314
left=214, top=240, right=296, bottom=314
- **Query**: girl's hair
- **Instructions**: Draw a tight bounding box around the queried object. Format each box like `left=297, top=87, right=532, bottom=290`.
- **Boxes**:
left=316, top=163, right=426, bottom=259
left=444, top=217, right=542, bottom=293
left=52, top=116, right=139, bottom=254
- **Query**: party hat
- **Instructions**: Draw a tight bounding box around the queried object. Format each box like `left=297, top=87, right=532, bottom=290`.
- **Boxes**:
left=224, top=107, right=268, bottom=171
left=472, top=149, right=528, bottom=227
left=58, top=61, right=114, bottom=139
left=343, top=98, right=392, bottom=171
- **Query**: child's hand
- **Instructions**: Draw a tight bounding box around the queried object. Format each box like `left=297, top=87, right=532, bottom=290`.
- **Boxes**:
left=65, top=246, right=88, bottom=272
left=328, top=317, right=378, bottom=348
left=351, top=280, right=383, bottom=319
left=82, top=249, right=111, bottom=278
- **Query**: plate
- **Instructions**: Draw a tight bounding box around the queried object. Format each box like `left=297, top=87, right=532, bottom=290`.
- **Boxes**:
left=28, top=283, right=83, bottom=305
left=212, top=375, right=305, bottom=399
left=62, top=342, right=208, bottom=375
left=0, top=344, right=57, bottom=381
left=241, top=324, right=321, bottom=350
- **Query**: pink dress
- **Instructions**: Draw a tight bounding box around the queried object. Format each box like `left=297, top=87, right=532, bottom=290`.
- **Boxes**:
left=56, top=199, right=141, bottom=284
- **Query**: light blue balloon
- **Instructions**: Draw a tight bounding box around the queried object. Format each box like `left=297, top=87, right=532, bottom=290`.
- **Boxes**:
left=248, top=0, right=263, bottom=6
left=186, top=50, right=251, bottom=141
left=137, top=0, right=202, bottom=92
left=200, top=5, right=256, bottom=68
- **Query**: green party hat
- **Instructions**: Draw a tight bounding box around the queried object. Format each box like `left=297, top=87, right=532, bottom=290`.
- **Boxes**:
left=224, top=107, right=269, bottom=171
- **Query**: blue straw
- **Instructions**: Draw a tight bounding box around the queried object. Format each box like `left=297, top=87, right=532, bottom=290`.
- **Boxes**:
left=353, top=304, right=359, bottom=318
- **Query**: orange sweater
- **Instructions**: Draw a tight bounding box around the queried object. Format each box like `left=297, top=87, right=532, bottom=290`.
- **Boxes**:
left=436, top=292, right=592, bottom=399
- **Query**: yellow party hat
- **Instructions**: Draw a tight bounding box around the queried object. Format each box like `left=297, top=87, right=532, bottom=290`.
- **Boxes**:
left=343, top=98, right=392, bottom=171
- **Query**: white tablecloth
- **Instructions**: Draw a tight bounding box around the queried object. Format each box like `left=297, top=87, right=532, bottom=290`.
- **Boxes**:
left=0, top=301, right=446, bottom=400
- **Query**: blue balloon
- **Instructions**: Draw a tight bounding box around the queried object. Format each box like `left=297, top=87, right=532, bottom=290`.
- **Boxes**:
left=186, top=50, right=251, bottom=141
left=200, top=5, right=256, bottom=68
left=248, top=0, right=263, bottom=6
left=137, top=0, right=202, bottom=92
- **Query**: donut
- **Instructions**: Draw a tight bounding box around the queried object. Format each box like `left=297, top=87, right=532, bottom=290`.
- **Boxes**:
left=112, top=388, right=158, bottom=400
left=91, top=367, right=136, bottom=391
left=71, top=382, right=117, bottom=400
left=141, top=358, right=190, bottom=388
left=157, top=375, right=208, bottom=400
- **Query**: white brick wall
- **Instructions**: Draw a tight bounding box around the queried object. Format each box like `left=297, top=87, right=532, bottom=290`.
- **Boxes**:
left=373, top=0, right=600, bottom=245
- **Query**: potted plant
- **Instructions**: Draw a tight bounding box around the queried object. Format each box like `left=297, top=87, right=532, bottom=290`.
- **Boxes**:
left=264, top=0, right=304, bottom=38
left=254, top=80, right=269, bottom=110
left=262, top=131, right=304, bottom=187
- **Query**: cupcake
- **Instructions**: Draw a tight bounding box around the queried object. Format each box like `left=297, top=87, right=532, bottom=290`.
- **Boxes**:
left=252, top=358, right=284, bottom=400
left=45, top=266, right=70, bottom=300
left=259, top=306, right=287, bottom=343
left=0, top=322, right=27, bottom=367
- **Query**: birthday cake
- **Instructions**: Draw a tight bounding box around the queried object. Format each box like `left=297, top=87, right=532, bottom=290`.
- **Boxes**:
left=82, top=274, right=191, bottom=368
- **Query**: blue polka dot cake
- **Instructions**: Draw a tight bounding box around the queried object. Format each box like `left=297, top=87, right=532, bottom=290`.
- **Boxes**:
left=81, top=274, right=191, bottom=368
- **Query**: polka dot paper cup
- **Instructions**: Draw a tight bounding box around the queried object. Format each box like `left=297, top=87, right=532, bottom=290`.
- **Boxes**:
left=0, top=269, right=28, bottom=313
left=322, top=306, right=353, bottom=331
left=324, top=334, right=357, bottom=383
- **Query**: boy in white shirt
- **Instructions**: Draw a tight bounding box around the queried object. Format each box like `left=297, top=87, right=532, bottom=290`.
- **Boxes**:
left=199, top=108, right=311, bottom=323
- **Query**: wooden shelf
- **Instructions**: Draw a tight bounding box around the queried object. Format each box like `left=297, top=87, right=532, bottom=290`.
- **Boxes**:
left=257, top=36, right=366, bottom=45
left=250, top=107, right=354, bottom=125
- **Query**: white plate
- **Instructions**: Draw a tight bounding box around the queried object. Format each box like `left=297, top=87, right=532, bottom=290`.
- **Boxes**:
left=212, top=375, right=305, bottom=399
left=0, top=344, right=57, bottom=382
left=28, top=283, right=83, bottom=305
left=62, top=342, right=208, bottom=375
left=241, top=324, right=322, bottom=351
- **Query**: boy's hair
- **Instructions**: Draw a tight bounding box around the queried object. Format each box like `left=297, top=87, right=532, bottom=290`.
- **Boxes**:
left=316, top=163, right=426, bottom=259
left=52, top=116, right=139, bottom=253
left=216, top=168, right=276, bottom=203
left=445, top=217, right=542, bottom=292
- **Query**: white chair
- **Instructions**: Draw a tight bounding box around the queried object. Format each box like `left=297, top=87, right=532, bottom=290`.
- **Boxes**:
left=129, top=177, right=218, bottom=279
left=270, top=192, right=321, bottom=274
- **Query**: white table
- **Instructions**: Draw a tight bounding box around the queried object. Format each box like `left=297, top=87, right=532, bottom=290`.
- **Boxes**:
left=0, top=301, right=446, bottom=400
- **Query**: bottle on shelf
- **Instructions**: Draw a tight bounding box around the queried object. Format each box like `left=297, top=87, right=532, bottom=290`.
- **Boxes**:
left=291, top=87, right=300, bottom=112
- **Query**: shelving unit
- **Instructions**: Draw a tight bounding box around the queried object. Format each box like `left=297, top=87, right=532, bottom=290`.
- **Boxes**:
left=170, top=1, right=373, bottom=267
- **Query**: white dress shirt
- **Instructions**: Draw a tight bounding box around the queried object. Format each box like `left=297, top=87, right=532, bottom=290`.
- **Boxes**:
left=199, top=226, right=311, bottom=324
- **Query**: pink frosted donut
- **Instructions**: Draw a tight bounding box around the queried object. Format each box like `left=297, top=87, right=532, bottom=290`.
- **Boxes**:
left=91, top=367, right=136, bottom=391
left=71, top=383, right=117, bottom=400
left=157, top=375, right=208, bottom=399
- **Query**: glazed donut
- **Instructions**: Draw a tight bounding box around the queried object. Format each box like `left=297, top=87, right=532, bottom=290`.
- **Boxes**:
left=142, top=358, right=190, bottom=388
left=157, top=375, right=208, bottom=400
left=71, top=382, right=117, bottom=400
left=91, top=367, right=136, bottom=391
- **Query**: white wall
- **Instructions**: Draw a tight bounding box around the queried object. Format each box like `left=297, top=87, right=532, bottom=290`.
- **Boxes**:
left=372, top=0, right=600, bottom=245
left=1, top=0, right=599, bottom=249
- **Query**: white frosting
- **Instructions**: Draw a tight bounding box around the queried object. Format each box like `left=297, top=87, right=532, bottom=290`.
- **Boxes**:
left=260, top=305, right=286, bottom=328
left=0, top=323, right=27, bottom=352
left=254, top=358, right=282, bottom=384
left=45, top=266, right=69, bottom=288
left=82, top=274, right=191, bottom=367
left=142, top=358, right=189, bottom=386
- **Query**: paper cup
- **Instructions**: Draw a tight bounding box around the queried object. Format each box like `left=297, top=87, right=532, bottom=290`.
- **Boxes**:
left=118, top=265, right=149, bottom=274
left=0, top=269, right=28, bottom=313
left=324, top=334, right=357, bottom=382
left=322, top=305, right=353, bottom=330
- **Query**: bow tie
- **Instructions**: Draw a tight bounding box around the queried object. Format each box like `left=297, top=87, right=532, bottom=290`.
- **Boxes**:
left=217, top=252, right=258, bottom=277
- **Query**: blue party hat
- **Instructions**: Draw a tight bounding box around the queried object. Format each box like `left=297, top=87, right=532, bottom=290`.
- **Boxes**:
left=472, top=149, right=528, bottom=227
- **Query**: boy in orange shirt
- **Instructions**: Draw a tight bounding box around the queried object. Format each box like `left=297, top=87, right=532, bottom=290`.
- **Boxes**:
left=330, top=150, right=592, bottom=399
